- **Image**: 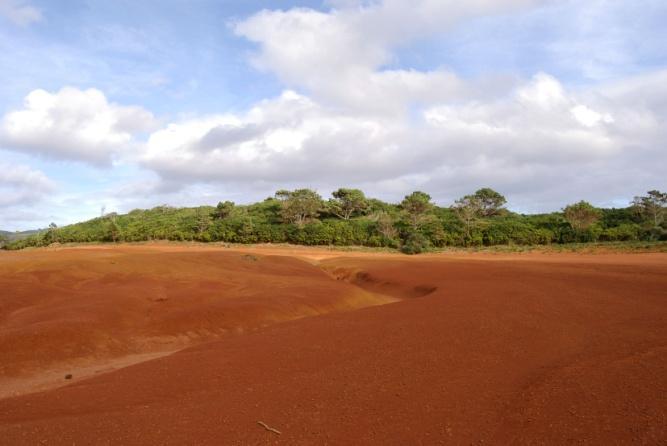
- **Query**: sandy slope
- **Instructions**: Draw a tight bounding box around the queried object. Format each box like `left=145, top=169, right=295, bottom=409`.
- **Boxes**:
left=0, top=245, right=665, bottom=444
left=0, top=246, right=393, bottom=396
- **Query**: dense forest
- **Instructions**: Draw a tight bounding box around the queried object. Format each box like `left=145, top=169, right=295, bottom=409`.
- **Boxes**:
left=2, top=188, right=666, bottom=254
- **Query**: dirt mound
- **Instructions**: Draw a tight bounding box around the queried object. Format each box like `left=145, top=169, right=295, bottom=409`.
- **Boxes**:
left=0, top=246, right=666, bottom=444
left=0, top=246, right=393, bottom=395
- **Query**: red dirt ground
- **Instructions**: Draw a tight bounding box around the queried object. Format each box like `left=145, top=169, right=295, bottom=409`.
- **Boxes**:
left=0, top=245, right=665, bottom=444
left=0, top=245, right=393, bottom=396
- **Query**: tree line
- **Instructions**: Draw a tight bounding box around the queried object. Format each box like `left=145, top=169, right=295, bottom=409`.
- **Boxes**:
left=3, top=188, right=666, bottom=253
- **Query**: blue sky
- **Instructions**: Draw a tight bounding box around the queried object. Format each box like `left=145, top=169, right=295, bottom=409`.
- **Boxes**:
left=1, top=0, right=666, bottom=230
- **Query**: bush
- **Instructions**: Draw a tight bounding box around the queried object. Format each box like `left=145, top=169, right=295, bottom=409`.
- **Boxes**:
left=483, top=217, right=554, bottom=246
left=400, top=232, right=430, bottom=254
left=599, top=223, right=641, bottom=241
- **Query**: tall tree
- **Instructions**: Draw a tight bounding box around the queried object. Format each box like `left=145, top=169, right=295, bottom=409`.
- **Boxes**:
left=472, top=188, right=507, bottom=217
left=632, top=190, right=667, bottom=227
left=451, top=195, right=483, bottom=240
left=43, top=222, right=59, bottom=244
left=275, top=189, right=323, bottom=227
left=328, top=188, right=369, bottom=220
left=452, top=189, right=507, bottom=239
left=108, top=218, right=121, bottom=242
left=401, top=191, right=434, bottom=229
left=563, top=201, right=601, bottom=232
left=194, top=208, right=211, bottom=235
left=214, top=201, right=235, bottom=219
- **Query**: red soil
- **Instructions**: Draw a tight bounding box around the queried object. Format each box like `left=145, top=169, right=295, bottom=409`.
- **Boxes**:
left=0, top=245, right=665, bottom=444
left=0, top=246, right=392, bottom=395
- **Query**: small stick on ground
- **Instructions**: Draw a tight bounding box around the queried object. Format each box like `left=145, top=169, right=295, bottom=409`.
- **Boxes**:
left=257, top=421, right=281, bottom=435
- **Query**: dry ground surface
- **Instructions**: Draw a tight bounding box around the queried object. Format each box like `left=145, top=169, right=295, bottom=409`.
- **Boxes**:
left=0, top=244, right=665, bottom=444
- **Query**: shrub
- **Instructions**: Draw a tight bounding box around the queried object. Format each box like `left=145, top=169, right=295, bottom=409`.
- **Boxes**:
left=599, top=224, right=641, bottom=241
left=400, top=232, right=430, bottom=254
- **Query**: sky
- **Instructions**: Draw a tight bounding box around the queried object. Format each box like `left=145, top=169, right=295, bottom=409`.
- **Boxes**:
left=0, top=0, right=666, bottom=230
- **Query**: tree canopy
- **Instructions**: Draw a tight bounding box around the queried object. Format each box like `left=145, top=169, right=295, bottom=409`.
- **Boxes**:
left=275, top=189, right=323, bottom=227
left=400, top=191, right=433, bottom=228
left=214, top=201, right=235, bottom=219
left=563, top=201, right=601, bottom=232
left=472, top=188, right=507, bottom=217
left=3, top=188, right=665, bottom=253
left=329, top=188, right=369, bottom=220
left=633, top=190, right=667, bottom=227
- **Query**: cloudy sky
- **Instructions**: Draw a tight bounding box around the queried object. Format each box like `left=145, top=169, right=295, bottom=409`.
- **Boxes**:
left=1, top=0, right=665, bottom=230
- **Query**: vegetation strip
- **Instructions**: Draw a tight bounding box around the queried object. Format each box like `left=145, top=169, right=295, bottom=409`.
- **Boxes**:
left=2, top=188, right=665, bottom=254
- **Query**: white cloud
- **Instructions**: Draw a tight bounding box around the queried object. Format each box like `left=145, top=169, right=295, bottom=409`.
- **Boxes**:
left=3, top=0, right=666, bottom=226
left=0, top=87, right=157, bottom=165
left=0, top=0, right=41, bottom=26
left=139, top=67, right=665, bottom=211
left=142, top=90, right=407, bottom=183
left=570, top=105, right=613, bottom=128
left=517, top=72, right=567, bottom=109
left=234, top=0, right=545, bottom=113
left=425, top=73, right=619, bottom=161
left=0, top=162, right=54, bottom=208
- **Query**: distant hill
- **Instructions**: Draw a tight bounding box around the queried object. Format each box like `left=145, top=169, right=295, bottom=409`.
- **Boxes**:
left=0, top=229, right=43, bottom=242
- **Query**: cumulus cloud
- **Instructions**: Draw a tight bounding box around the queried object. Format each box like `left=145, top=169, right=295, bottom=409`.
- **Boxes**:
left=143, top=1, right=554, bottom=188
left=236, top=0, right=545, bottom=76
left=233, top=0, right=544, bottom=113
left=424, top=73, right=620, bottom=162
left=143, top=91, right=407, bottom=183
left=0, top=0, right=41, bottom=26
left=4, top=0, right=666, bottom=225
left=0, top=87, right=157, bottom=165
left=0, top=162, right=54, bottom=207
left=140, top=67, right=665, bottom=211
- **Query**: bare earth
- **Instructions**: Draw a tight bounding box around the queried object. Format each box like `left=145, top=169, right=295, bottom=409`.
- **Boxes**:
left=0, top=244, right=665, bottom=445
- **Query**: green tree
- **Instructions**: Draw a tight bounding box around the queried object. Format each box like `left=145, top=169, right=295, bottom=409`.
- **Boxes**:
left=214, top=201, right=235, bottom=219
left=194, top=208, right=211, bottom=236
left=452, top=194, right=483, bottom=242
left=451, top=188, right=507, bottom=243
left=275, top=189, right=323, bottom=227
left=398, top=191, right=434, bottom=253
left=563, top=201, right=601, bottom=232
left=43, top=222, right=59, bottom=244
left=107, top=218, right=121, bottom=242
left=328, top=188, right=369, bottom=220
left=401, top=191, right=434, bottom=229
left=472, top=188, right=507, bottom=217
left=632, top=190, right=667, bottom=227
